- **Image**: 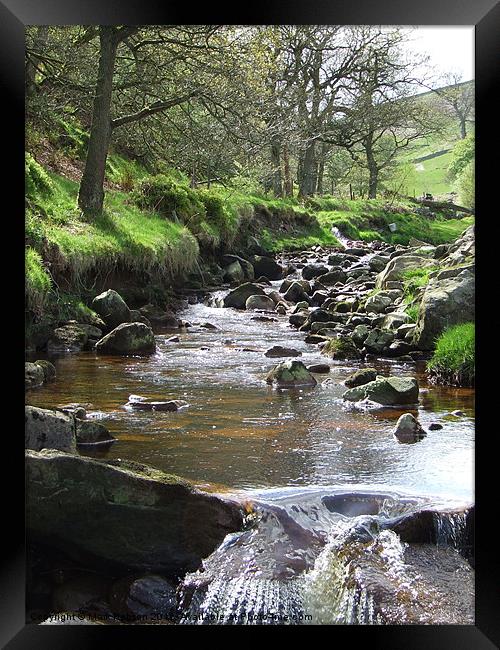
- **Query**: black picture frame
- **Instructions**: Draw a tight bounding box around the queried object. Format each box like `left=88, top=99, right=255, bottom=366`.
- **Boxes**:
left=5, top=1, right=499, bottom=646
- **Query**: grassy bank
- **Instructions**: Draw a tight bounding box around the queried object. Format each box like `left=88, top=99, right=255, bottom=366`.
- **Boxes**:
left=427, top=323, right=475, bottom=387
left=25, top=146, right=474, bottom=346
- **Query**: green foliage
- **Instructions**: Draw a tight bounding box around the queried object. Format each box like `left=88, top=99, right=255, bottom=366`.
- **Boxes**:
left=405, top=305, right=420, bottom=323
left=427, top=322, right=475, bottom=387
left=456, top=160, right=474, bottom=209
left=26, top=247, right=52, bottom=313
left=54, top=117, right=89, bottom=159
left=25, top=153, right=54, bottom=200
left=106, top=154, right=149, bottom=190
left=448, top=134, right=474, bottom=180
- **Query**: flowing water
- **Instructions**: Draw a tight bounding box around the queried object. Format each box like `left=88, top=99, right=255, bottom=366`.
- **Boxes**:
left=26, top=277, right=475, bottom=624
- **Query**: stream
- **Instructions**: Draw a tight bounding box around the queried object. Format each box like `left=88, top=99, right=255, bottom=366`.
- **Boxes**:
left=25, top=253, right=475, bottom=625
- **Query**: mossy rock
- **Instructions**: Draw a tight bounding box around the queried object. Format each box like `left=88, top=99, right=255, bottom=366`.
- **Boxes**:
left=95, top=322, right=156, bottom=356
left=345, top=367, right=377, bottom=388
left=322, top=336, right=361, bottom=360
left=266, top=360, right=317, bottom=387
left=342, top=376, right=419, bottom=406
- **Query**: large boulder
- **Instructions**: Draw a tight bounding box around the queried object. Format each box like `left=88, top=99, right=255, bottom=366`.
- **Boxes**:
left=92, top=290, right=131, bottom=330
left=139, top=304, right=178, bottom=327
left=412, top=270, right=475, bottom=350
left=375, top=255, right=437, bottom=289
left=223, top=282, right=266, bottom=309
left=322, top=336, right=361, bottom=360
left=251, top=256, right=284, bottom=281
left=266, top=360, right=317, bottom=387
left=95, top=323, right=156, bottom=356
left=245, top=294, right=276, bottom=311
left=25, top=406, right=76, bottom=452
left=343, top=376, right=419, bottom=406
left=75, top=420, right=117, bottom=447
left=317, top=269, right=347, bottom=286
left=345, top=368, right=377, bottom=388
left=26, top=450, right=245, bottom=574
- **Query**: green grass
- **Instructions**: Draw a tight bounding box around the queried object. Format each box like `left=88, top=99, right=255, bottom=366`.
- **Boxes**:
left=427, top=322, right=475, bottom=387
left=25, top=247, right=52, bottom=313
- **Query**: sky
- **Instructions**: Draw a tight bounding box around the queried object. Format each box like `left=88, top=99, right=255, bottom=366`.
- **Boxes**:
left=402, top=26, right=475, bottom=82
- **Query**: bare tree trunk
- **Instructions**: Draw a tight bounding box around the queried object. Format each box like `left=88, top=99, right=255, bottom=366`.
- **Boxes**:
left=26, top=26, right=50, bottom=98
left=460, top=116, right=467, bottom=139
left=270, top=135, right=283, bottom=197
left=283, top=144, right=293, bottom=197
left=298, top=140, right=317, bottom=198
left=316, top=142, right=328, bottom=195
left=365, top=138, right=378, bottom=199
left=78, top=27, right=119, bottom=217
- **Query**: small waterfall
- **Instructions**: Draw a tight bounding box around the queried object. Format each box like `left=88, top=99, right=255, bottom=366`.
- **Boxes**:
left=433, top=510, right=470, bottom=551
left=331, top=226, right=350, bottom=248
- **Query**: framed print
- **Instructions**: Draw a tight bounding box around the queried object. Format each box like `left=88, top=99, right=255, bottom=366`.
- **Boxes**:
left=3, top=0, right=499, bottom=645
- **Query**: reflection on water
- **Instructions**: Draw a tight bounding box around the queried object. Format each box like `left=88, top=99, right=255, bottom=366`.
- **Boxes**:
left=26, top=298, right=474, bottom=502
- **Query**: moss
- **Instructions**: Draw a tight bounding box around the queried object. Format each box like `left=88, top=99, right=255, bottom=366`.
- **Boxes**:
left=427, top=323, right=475, bottom=387
left=322, top=336, right=361, bottom=360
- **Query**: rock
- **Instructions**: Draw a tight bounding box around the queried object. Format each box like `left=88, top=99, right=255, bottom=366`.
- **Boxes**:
left=58, top=403, right=88, bottom=419
left=317, top=269, right=347, bottom=285
left=95, top=323, right=156, bottom=356
left=283, top=282, right=310, bottom=304
left=289, top=313, right=308, bottom=328
left=251, top=256, right=283, bottom=280
left=307, top=363, right=330, bottom=374
left=265, top=346, right=302, bottom=358
left=311, top=291, right=328, bottom=306
left=396, top=323, right=417, bottom=340
left=352, top=324, right=371, bottom=347
left=322, top=336, right=361, bottom=360
left=139, top=304, right=178, bottom=327
left=364, top=294, right=393, bottom=314
left=310, top=318, right=344, bottom=333
left=429, top=422, right=443, bottom=431
left=376, top=255, right=437, bottom=289
left=304, top=335, right=329, bottom=345
left=386, top=340, right=414, bottom=357
left=109, top=574, right=177, bottom=618
left=92, top=290, right=131, bottom=330
left=255, top=275, right=272, bottom=286
left=224, top=260, right=245, bottom=284
left=393, top=413, right=426, bottom=443
left=222, top=254, right=255, bottom=281
left=130, top=309, right=152, bottom=327
left=126, top=395, right=189, bottom=412
left=266, top=360, right=317, bottom=387
left=302, top=264, right=329, bottom=280
left=382, top=312, right=411, bottom=330
left=33, top=360, right=56, bottom=383
left=245, top=294, right=276, bottom=311
left=251, top=316, right=278, bottom=322
left=342, top=376, right=419, bottom=406
left=345, top=368, right=377, bottom=388
left=25, top=362, right=45, bottom=389
left=75, top=420, right=117, bottom=447
left=412, top=272, right=475, bottom=350
left=25, top=406, right=76, bottom=452
left=293, top=301, right=310, bottom=313
left=223, top=282, right=266, bottom=309
left=200, top=322, right=219, bottom=330
left=47, top=324, right=89, bottom=353
left=166, top=335, right=180, bottom=343
left=275, top=303, right=287, bottom=315
left=26, top=450, right=245, bottom=574
left=368, top=255, right=391, bottom=272
left=363, top=328, right=395, bottom=354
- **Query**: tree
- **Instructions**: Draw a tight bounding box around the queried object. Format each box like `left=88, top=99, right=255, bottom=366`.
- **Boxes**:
left=430, top=73, right=474, bottom=139
left=324, top=29, right=437, bottom=198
